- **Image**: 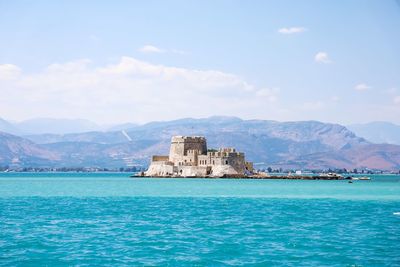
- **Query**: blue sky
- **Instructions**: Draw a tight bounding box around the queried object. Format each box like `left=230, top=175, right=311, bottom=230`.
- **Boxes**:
left=0, top=0, right=399, bottom=124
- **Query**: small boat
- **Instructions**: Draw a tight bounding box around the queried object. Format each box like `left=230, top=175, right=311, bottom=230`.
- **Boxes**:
left=358, top=176, right=371, bottom=180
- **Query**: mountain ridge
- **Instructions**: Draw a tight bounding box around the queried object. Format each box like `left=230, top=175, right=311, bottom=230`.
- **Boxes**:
left=0, top=117, right=399, bottom=170
left=348, top=121, right=400, bottom=145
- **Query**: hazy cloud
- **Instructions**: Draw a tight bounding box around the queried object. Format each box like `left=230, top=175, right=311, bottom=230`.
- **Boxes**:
left=354, top=83, right=371, bottom=91
left=394, top=96, right=400, bottom=105
left=0, top=64, right=21, bottom=80
left=171, top=49, right=189, bottom=55
left=138, top=45, right=188, bottom=55
left=0, top=57, right=279, bottom=123
left=138, top=45, right=164, bottom=53
left=331, top=96, right=340, bottom=102
left=256, top=88, right=280, bottom=102
left=278, top=27, right=307, bottom=34
left=314, top=52, right=331, bottom=64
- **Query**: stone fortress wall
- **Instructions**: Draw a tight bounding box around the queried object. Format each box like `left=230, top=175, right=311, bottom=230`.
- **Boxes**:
left=145, top=136, right=254, bottom=177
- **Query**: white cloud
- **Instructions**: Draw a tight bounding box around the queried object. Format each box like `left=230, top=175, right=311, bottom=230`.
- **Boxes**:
left=314, top=52, right=331, bottom=64
left=354, top=83, right=371, bottom=91
left=278, top=27, right=307, bottom=34
left=138, top=45, right=189, bottom=55
left=138, top=45, right=164, bottom=53
left=0, top=57, right=279, bottom=124
left=0, top=64, right=21, bottom=80
left=394, top=96, right=400, bottom=105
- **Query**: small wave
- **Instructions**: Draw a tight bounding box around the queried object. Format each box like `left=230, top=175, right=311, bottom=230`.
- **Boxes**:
left=393, top=212, right=400, bottom=216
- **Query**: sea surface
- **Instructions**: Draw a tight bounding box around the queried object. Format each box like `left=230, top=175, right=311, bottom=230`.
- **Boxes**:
left=0, top=173, right=399, bottom=266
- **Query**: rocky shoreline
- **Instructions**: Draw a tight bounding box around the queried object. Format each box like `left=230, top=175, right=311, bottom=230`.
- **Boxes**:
left=131, top=173, right=346, bottom=180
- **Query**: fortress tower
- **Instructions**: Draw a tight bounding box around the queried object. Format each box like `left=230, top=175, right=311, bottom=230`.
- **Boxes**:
left=169, top=136, right=207, bottom=165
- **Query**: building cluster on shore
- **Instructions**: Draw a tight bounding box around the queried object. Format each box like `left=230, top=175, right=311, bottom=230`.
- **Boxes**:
left=144, top=136, right=254, bottom=177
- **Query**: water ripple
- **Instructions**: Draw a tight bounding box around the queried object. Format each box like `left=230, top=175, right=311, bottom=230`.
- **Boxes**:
left=1, top=197, right=400, bottom=266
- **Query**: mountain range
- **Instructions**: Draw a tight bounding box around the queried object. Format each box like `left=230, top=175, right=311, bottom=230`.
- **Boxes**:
left=0, top=118, right=103, bottom=135
left=347, top=122, right=400, bottom=145
left=0, top=116, right=399, bottom=170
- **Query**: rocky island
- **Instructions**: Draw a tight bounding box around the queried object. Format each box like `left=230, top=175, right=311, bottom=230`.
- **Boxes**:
left=141, top=136, right=254, bottom=177
left=136, top=135, right=347, bottom=179
left=132, top=136, right=343, bottom=180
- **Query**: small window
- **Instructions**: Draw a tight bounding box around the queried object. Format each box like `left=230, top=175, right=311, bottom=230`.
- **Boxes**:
left=225, top=160, right=228, bottom=164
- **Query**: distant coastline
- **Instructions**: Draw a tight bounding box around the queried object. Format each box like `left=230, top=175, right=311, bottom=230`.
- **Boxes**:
left=1, top=167, right=398, bottom=175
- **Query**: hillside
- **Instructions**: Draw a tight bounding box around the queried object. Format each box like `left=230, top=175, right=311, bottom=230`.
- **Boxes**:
left=0, top=117, right=399, bottom=170
left=274, top=144, right=400, bottom=170
left=0, top=131, right=60, bottom=167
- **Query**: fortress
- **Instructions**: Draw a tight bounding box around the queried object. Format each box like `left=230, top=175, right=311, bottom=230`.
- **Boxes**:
left=144, top=136, right=254, bottom=177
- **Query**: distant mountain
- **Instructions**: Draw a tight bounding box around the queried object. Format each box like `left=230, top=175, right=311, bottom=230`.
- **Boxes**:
left=1, top=117, right=399, bottom=170
left=348, top=122, right=400, bottom=145
left=16, top=118, right=102, bottom=134
left=21, top=116, right=381, bottom=169
left=107, top=123, right=138, bottom=132
left=0, top=131, right=59, bottom=167
left=0, top=117, right=104, bottom=135
left=41, top=140, right=157, bottom=167
left=274, top=144, right=400, bottom=170
left=25, top=131, right=131, bottom=145
left=119, top=117, right=369, bottom=164
left=0, top=118, right=21, bottom=135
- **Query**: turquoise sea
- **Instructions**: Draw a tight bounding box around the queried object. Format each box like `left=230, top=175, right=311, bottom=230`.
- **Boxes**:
left=0, top=173, right=399, bottom=266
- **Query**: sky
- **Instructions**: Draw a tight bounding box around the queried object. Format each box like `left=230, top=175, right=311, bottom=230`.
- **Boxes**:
left=0, top=0, right=400, bottom=125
